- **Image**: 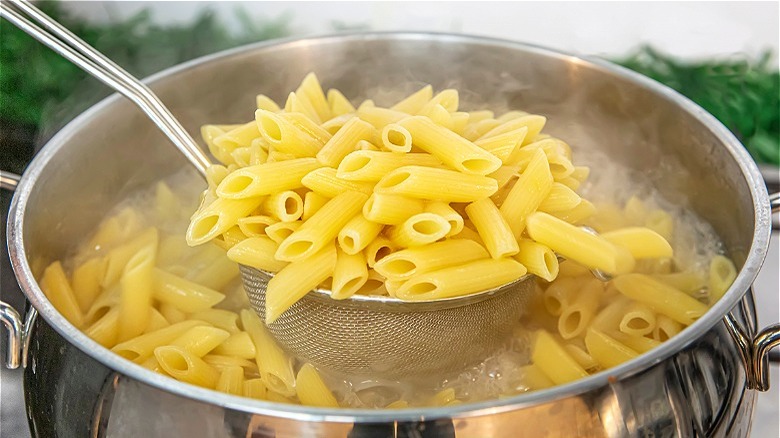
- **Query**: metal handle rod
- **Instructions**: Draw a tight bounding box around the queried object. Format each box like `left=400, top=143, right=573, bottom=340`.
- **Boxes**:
left=0, top=0, right=211, bottom=177
left=0, top=171, right=20, bottom=191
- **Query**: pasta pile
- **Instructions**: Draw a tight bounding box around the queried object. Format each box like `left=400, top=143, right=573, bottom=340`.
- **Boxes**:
left=35, top=73, right=738, bottom=407
left=186, top=73, right=672, bottom=324
left=522, top=196, right=737, bottom=388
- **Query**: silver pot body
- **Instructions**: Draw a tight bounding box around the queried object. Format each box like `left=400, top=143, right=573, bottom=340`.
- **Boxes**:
left=6, top=33, right=774, bottom=437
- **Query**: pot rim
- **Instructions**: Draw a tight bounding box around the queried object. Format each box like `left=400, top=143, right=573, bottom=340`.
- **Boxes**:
left=8, top=31, right=772, bottom=422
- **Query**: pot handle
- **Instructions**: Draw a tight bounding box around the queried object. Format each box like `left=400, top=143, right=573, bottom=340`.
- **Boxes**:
left=729, top=191, right=780, bottom=391
left=748, top=191, right=780, bottom=391
left=1, top=170, right=37, bottom=369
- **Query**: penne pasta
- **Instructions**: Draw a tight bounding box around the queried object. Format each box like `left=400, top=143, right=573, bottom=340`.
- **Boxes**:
left=316, top=117, right=377, bottom=167
left=395, top=258, right=526, bottom=300
left=612, top=274, right=708, bottom=325
left=375, top=166, right=498, bottom=202
left=240, top=309, right=296, bottom=396
left=374, top=239, right=489, bottom=281
left=465, top=198, right=519, bottom=259
left=337, top=150, right=441, bottom=182
left=531, top=330, right=588, bottom=385
left=296, top=364, right=339, bottom=408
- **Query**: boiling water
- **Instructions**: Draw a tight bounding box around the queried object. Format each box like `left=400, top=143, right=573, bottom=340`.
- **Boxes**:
left=65, top=152, right=726, bottom=408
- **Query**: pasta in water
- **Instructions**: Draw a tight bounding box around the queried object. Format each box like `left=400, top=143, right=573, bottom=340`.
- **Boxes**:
left=38, top=73, right=736, bottom=407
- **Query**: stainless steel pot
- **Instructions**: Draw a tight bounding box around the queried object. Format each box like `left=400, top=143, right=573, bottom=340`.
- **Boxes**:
left=2, top=33, right=779, bottom=437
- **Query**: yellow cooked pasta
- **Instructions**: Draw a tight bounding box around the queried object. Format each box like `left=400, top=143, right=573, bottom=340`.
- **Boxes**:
left=39, top=74, right=737, bottom=409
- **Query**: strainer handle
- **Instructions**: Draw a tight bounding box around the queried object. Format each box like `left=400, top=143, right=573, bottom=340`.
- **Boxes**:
left=0, top=0, right=212, bottom=178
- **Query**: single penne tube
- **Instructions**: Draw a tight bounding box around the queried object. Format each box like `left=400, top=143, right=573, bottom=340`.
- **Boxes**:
left=499, top=149, right=553, bottom=238
left=613, top=273, right=709, bottom=325
left=189, top=249, right=241, bottom=293
left=203, top=354, right=259, bottom=373
left=189, top=309, right=240, bottom=333
left=466, top=198, right=519, bottom=259
left=397, top=116, right=501, bottom=175
left=296, top=363, right=339, bottom=408
left=275, top=191, right=367, bottom=262
left=357, top=104, right=408, bottom=129
left=206, top=165, right=230, bottom=192
left=321, top=113, right=354, bottom=135
left=395, top=258, right=526, bottom=300
left=618, top=301, right=657, bottom=337
left=283, top=112, right=333, bottom=146
left=591, top=296, right=632, bottom=331
left=391, top=84, right=433, bottom=114
left=158, top=302, right=187, bottom=324
left=212, top=331, right=257, bottom=359
left=155, top=345, right=220, bottom=388
left=266, top=243, right=337, bottom=322
left=316, top=117, right=377, bottom=167
left=514, top=239, right=559, bottom=282
left=216, top=158, right=323, bottom=199
left=227, top=236, right=289, bottom=272
left=364, top=237, right=399, bottom=268
left=337, top=150, right=441, bottom=182
left=237, top=215, right=277, bottom=238
left=231, top=146, right=252, bottom=167
left=302, top=191, right=330, bottom=221
left=256, top=94, right=280, bottom=112
left=478, top=114, right=546, bottom=145
left=417, top=89, right=459, bottom=113
left=338, top=213, right=384, bottom=255
left=380, top=123, right=413, bottom=153
left=652, top=315, right=685, bottom=342
left=40, top=261, right=85, bottom=328
left=474, top=127, right=528, bottom=163
left=557, top=278, right=603, bottom=339
left=425, top=201, right=464, bottom=237
left=256, top=109, right=323, bottom=156
left=216, top=365, right=245, bottom=396
left=362, top=193, right=425, bottom=225
left=170, top=326, right=231, bottom=357
left=525, top=212, right=636, bottom=275
left=243, top=378, right=268, bottom=400
left=373, top=239, right=489, bottom=281
left=584, top=328, right=639, bottom=369
left=111, top=320, right=207, bottom=362
left=708, top=254, right=737, bottom=302
left=374, top=166, right=498, bottom=202
left=331, top=249, right=369, bottom=300
left=262, top=191, right=304, bottom=222
left=462, top=118, right=502, bottom=141
left=201, top=125, right=228, bottom=162
left=266, top=150, right=298, bottom=163
left=644, top=209, right=674, bottom=241
left=286, top=91, right=321, bottom=123
left=71, top=257, right=107, bottom=313
left=428, top=388, right=458, bottom=407
left=549, top=199, right=597, bottom=225
left=187, top=197, right=265, bottom=246
left=419, top=103, right=452, bottom=130
left=652, top=271, right=708, bottom=295
left=564, top=344, right=599, bottom=371
left=84, top=307, right=120, bottom=348
left=327, top=88, right=356, bottom=116
left=519, top=364, right=555, bottom=390
left=152, top=268, right=226, bottom=313
left=145, top=309, right=168, bottom=332
left=301, top=167, right=374, bottom=198
left=357, top=269, right=388, bottom=295
left=240, top=309, right=296, bottom=396
left=385, top=400, right=411, bottom=409
left=386, top=213, right=451, bottom=248
left=488, top=165, right=520, bottom=190
left=118, top=245, right=156, bottom=342
left=607, top=331, right=663, bottom=354
left=538, top=182, right=582, bottom=213
left=211, top=122, right=261, bottom=164
left=531, top=330, right=588, bottom=385
left=557, top=260, right=590, bottom=278
left=601, top=227, right=673, bottom=259
left=102, top=227, right=158, bottom=287
left=296, top=72, right=331, bottom=122
left=265, top=221, right=303, bottom=245
left=542, top=276, right=582, bottom=316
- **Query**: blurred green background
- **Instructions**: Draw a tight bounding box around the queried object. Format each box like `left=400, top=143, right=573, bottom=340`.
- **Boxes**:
left=1, top=0, right=778, bottom=175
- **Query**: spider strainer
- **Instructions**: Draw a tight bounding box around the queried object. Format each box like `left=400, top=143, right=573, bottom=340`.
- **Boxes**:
left=240, top=265, right=534, bottom=379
